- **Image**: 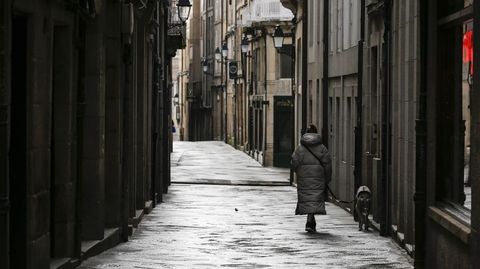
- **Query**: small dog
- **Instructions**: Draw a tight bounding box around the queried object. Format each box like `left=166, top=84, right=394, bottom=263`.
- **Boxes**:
left=355, top=186, right=371, bottom=231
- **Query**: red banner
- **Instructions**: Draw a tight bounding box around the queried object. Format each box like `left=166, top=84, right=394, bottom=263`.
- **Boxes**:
left=463, top=30, right=473, bottom=74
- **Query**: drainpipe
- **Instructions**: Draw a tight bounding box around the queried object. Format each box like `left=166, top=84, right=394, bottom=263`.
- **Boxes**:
left=414, top=0, right=428, bottom=267
left=220, top=0, right=223, bottom=142
left=380, top=0, right=392, bottom=237
left=290, top=18, right=297, bottom=185
left=225, top=3, right=229, bottom=144
left=301, top=0, right=308, bottom=134
left=322, top=0, right=329, bottom=147
left=234, top=76, right=238, bottom=148
left=220, top=1, right=225, bottom=143
left=120, top=1, right=134, bottom=241
left=151, top=1, right=160, bottom=208
left=263, top=28, right=268, bottom=165
left=354, top=0, right=365, bottom=221
left=234, top=7, right=238, bottom=149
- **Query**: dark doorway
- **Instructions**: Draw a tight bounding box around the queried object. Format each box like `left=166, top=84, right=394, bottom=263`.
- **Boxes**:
left=273, top=96, right=293, bottom=167
left=10, top=14, right=28, bottom=269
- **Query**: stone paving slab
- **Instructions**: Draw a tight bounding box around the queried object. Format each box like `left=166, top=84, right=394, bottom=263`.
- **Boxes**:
left=78, top=141, right=412, bottom=269
left=171, top=141, right=290, bottom=185
left=79, top=184, right=412, bottom=269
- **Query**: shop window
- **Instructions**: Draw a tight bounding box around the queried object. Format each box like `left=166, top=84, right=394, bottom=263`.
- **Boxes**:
left=436, top=11, right=473, bottom=213
left=461, top=20, right=473, bottom=211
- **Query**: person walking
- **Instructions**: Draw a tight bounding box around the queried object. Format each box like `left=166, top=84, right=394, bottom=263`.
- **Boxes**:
left=291, top=124, right=332, bottom=233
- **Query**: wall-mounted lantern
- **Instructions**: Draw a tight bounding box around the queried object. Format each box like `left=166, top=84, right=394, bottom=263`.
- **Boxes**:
left=241, top=36, right=249, bottom=54
left=222, top=42, right=228, bottom=58
left=174, top=93, right=179, bottom=106
left=215, top=47, right=222, bottom=61
left=202, top=60, right=209, bottom=73
left=273, top=24, right=285, bottom=49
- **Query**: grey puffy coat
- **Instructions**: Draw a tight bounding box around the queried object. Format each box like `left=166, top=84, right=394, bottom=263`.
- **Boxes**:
left=291, top=133, right=332, bottom=215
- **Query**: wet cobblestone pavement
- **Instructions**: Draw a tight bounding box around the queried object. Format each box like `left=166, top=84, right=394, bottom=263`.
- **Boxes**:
left=79, top=142, right=413, bottom=269
left=171, top=142, right=291, bottom=185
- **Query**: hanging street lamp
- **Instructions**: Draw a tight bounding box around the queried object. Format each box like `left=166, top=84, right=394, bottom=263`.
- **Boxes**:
left=177, top=0, right=192, bottom=24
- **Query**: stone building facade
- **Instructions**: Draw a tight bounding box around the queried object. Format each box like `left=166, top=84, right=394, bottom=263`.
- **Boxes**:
left=241, top=1, right=294, bottom=167
left=421, top=0, right=480, bottom=267
left=281, top=0, right=480, bottom=268
left=281, top=0, right=361, bottom=206
left=362, top=0, right=419, bottom=251
left=180, top=0, right=295, bottom=167
left=182, top=0, right=205, bottom=141
left=0, top=0, right=181, bottom=268
left=191, top=0, right=294, bottom=167
left=325, top=0, right=360, bottom=213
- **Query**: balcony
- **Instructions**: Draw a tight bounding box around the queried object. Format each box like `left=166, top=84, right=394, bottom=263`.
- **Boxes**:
left=241, top=0, right=294, bottom=27
left=167, top=0, right=187, bottom=54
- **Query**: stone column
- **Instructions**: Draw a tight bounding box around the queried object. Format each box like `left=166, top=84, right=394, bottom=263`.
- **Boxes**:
left=125, top=24, right=137, bottom=220
left=135, top=20, right=146, bottom=210
left=51, top=23, right=76, bottom=258
left=81, top=13, right=106, bottom=240
left=26, top=9, right=52, bottom=268
left=145, top=39, right=153, bottom=205
left=0, top=0, right=10, bottom=267
left=105, top=2, right=123, bottom=228
left=152, top=6, right=163, bottom=203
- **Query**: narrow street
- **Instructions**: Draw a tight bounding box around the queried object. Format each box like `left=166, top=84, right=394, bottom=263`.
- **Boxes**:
left=79, top=142, right=412, bottom=268
left=2, top=1, right=478, bottom=268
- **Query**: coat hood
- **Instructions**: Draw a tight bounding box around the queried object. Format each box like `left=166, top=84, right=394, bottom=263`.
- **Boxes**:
left=301, top=133, right=322, bottom=146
